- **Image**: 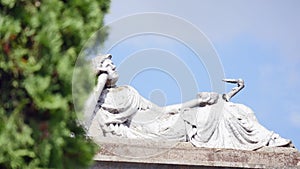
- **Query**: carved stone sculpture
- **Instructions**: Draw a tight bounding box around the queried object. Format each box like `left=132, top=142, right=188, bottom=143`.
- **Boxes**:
left=86, top=54, right=293, bottom=150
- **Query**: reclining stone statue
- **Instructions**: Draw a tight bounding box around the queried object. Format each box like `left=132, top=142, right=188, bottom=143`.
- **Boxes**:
left=86, top=54, right=293, bottom=151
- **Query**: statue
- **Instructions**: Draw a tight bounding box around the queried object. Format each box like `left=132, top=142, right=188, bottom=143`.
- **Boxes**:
left=86, top=54, right=293, bottom=151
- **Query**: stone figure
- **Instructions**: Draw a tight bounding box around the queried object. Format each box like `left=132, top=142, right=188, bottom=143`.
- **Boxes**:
left=86, top=54, right=293, bottom=151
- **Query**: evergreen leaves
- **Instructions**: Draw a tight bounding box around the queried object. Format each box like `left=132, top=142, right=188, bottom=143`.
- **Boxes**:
left=0, top=0, right=110, bottom=168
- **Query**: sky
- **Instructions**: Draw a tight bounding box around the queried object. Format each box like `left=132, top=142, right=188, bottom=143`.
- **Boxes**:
left=95, top=0, right=300, bottom=148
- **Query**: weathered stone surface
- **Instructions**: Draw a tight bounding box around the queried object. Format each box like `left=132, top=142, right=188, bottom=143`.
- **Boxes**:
left=92, top=138, right=300, bottom=169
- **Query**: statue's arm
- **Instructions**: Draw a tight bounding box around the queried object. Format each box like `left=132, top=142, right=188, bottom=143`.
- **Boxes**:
left=94, top=73, right=108, bottom=98
left=164, top=100, right=197, bottom=113
left=164, top=92, right=219, bottom=113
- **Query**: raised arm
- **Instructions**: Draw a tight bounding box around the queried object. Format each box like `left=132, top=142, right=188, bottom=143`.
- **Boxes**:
left=94, top=73, right=108, bottom=98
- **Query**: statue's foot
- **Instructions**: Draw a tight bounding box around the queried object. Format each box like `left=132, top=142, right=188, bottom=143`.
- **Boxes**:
left=268, top=133, right=293, bottom=147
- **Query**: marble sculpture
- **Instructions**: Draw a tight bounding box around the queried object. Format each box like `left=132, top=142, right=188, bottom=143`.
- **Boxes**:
left=86, top=54, right=293, bottom=150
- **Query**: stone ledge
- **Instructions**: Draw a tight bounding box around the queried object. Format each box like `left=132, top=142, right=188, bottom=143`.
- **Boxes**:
left=92, top=138, right=300, bottom=169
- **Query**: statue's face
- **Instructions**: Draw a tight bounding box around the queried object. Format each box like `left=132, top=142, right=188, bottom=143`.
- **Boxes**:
left=101, top=59, right=119, bottom=86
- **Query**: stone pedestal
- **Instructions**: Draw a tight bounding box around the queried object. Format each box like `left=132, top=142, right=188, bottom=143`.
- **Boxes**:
left=92, top=138, right=300, bottom=169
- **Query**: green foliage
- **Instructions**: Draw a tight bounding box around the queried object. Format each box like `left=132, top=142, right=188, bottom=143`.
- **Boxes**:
left=0, top=0, right=110, bottom=168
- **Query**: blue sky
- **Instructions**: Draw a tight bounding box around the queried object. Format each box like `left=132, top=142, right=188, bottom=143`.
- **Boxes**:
left=100, top=0, right=300, bottom=148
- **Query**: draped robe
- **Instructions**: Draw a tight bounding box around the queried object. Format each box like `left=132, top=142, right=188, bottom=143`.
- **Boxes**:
left=88, top=85, right=291, bottom=150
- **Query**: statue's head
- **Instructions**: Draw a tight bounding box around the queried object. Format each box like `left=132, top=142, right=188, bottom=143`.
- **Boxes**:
left=92, top=54, right=119, bottom=87
left=92, top=54, right=112, bottom=74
